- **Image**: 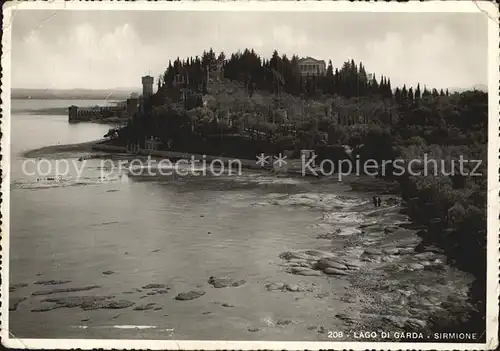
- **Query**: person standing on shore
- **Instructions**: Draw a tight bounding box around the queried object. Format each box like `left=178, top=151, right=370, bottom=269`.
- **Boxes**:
left=372, top=196, right=377, bottom=208
left=377, top=197, right=382, bottom=207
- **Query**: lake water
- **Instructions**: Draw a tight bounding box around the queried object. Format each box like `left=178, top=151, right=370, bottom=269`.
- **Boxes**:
left=9, top=99, right=371, bottom=340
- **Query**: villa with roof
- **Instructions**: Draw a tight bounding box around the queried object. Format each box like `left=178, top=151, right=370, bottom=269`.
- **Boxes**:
left=297, top=57, right=327, bottom=76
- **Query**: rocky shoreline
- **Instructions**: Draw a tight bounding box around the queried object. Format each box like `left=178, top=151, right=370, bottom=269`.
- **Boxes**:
left=273, top=189, right=474, bottom=341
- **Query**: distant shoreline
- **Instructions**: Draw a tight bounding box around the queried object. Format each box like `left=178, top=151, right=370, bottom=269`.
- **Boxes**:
left=12, top=88, right=140, bottom=101
left=12, top=97, right=121, bottom=101
left=13, top=107, right=69, bottom=115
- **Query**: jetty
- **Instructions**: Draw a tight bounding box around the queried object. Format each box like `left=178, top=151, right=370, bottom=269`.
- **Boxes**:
left=68, top=98, right=139, bottom=123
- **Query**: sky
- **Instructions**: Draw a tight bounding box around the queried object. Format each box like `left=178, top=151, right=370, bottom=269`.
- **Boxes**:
left=11, top=9, right=488, bottom=91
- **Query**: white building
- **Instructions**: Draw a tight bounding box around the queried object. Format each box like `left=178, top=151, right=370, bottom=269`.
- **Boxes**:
left=298, top=57, right=326, bottom=76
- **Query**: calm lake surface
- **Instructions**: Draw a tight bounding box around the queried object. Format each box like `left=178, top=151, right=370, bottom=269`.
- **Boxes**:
left=10, top=99, right=370, bottom=340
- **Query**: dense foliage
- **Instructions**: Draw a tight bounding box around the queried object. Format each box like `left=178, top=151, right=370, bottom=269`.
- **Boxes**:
left=156, top=48, right=394, bottom=100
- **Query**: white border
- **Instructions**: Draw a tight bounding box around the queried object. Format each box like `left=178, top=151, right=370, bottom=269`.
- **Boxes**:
left=1, top=1, right=499, bottom=349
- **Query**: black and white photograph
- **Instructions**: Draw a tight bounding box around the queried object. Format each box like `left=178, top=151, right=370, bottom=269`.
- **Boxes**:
left=2, top=1, right=499, bottom=349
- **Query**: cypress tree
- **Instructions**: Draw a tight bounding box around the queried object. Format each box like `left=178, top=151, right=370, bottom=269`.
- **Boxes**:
left=333, top=68, right=340, bottom=95
left=408, top=87, right=414, bottom=102
left=379, top=75, right=386, bottom=96
left=415, top=83, right=421, bottom=100
left=325, top=60, right=334, bottom=95
left=394, top=87, right=401, bottom=104
left=401, top=84, right=408, bottom=101
left=370, top=75, right=379, bottom=96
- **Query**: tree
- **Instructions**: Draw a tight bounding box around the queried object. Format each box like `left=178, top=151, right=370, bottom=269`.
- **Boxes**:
left=326, top=60, right=334, bottom=78
left=370, top=75, right=379, bottom=95
left=394, top=87, right=402, bottom=104
left=401, top=84, right=408, bottom=101
left=408, top=87, right=414, bottom=102
left=386, top=78, right=393, bottom=98
left=415, top=83, right=421, bottom=100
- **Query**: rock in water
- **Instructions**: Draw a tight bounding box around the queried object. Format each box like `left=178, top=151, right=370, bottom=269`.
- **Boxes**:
left=86, top=300, right=134, bottom=310
left=323, top=268, right=349, bottom=276
left=384, top=226, right=398, bottom=234
left=363, top=248, right=383, bottom=256
left=359, top=221, right=378, bottom=229
left=142, top=284, right=167, bottom=289
left=208, top=277, right=232, bottom=288
left=382, top=248, right=401, bottom=255
left=38, top=296, right=134, bottom=311
left=175, top=290, right=206, bottom=301
left=266, top=282, right=286, bottom=291
left=304, top=250, right=335, bottom=259
left=407, top=263, right=425, bottom=270
left=315, top=258, right=348, bottom=271
left=290, top=267, right=322, bottom=276
left=315, top=292, right=330, bottom=299
left=279, top=251, right=310, bottom=261
left=33, top=280, right=71, bottom=286
left=9, top=297, right=27, bottom=311
left=344, top=261, right=362, bottom=270
left=31, top=285, right=101, bottom=296
left=133, top=303, right=156, bottom=311
left=208, top=276, right=246, bottom=288
left=277, top=319, right=293, bottom=326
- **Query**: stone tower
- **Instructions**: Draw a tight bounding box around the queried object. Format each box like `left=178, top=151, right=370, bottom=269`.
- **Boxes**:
left=141, top=75, right=154, bottom=97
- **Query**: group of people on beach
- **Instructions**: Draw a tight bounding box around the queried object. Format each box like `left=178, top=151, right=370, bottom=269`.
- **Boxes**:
left=372, top=196, right=382, bottom=208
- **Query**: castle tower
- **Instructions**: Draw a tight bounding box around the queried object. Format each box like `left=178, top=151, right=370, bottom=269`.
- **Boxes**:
left=141, top=75, right=154, bottom=97
left=68, top=105, right=78, bottom=122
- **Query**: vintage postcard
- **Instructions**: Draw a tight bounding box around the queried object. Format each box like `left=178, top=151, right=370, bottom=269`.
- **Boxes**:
left=1, top=0, right=499, bottom=349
